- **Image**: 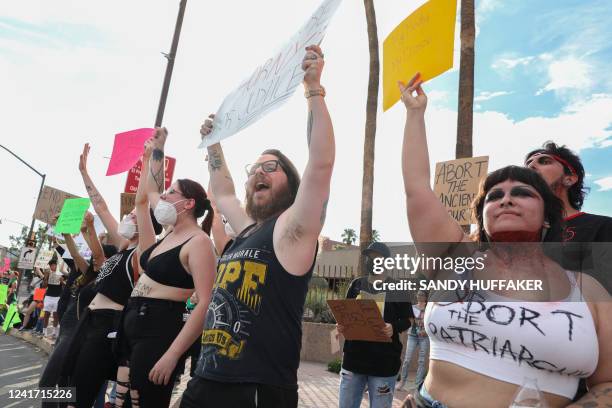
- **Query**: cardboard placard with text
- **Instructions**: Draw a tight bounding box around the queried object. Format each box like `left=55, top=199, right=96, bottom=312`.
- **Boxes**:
left=327, top=299, right=391, bottom=343
left=120, top=193, right=136, bottom=219
left=433, top=156, right=489, bottom=225
left=33, top=186, right=80, bottom=225
left=383, top=0, right=457, bottom=111
left=34, top=249, right=55, bottom=269
left=124, top=156, right=176, bottom=193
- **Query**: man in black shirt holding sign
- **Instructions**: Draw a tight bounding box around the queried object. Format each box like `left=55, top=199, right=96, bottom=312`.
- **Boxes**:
left=338, top=242, right=413, bottom=408
left=181, top=45, right=334, bottom=408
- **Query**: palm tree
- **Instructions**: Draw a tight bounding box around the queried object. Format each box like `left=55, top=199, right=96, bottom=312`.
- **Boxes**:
left=359, top=0, right=380, bottom=276
left=456, top=0, right=475, bottom=160
left=371, top=229, right=381, bottom=243
left=341, top=228, right=357, bottom=246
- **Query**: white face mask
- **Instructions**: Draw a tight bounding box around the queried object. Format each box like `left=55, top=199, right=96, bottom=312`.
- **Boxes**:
left=118, top=218, right=138, bottom=240
left=154, top=199, right=188, bottom=226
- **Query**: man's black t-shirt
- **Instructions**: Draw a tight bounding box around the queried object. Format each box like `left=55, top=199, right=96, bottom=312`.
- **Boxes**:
left=546, top=212, right=612, bottom=293
left=342, top=277, right=413, bottom=377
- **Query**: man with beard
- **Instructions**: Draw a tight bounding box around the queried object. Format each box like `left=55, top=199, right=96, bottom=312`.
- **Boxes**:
left=180, top=44, right=334, bottom=408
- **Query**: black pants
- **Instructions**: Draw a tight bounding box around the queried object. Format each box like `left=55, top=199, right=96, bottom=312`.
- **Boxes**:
left=122, top=297, right=186, bottom=408
left=63, top=308, right=121, bottom=408
left=180, top=376, right=298, bottom=408
left=39, top=299, right=80, bottom=408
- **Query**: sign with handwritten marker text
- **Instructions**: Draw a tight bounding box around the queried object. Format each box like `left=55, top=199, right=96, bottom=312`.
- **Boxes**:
left=327, top=299, right=391, bottom=343
left=199, top=0, right=342, bottom=148
left=433, top=156, right=488, bottom=225
left=33, top=186, right=80, bottom=225
left=383, top=0, right=457, bottom=111
left=106, top=128, right=155, bottom=176
left=54, top=198, right=92, bottom=234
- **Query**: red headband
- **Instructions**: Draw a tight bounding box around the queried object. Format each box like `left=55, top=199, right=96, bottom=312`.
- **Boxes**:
left=527, top=152, right=577, bottom=176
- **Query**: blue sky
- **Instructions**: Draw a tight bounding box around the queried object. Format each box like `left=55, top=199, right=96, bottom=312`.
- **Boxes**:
left=1, top=0, right=611, bottom=247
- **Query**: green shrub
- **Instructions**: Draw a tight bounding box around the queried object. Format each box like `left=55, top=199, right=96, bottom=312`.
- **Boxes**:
left=327, top=358, right=342, bottom=374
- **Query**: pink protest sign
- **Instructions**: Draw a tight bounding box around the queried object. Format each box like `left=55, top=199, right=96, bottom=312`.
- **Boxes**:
left=1, top=258, right=9, bottom=273
left=106, top=128, right=155, bottom=176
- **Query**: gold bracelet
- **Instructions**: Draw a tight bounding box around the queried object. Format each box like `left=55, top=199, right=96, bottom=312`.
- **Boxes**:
left=304, top=86, right=326, bottom=98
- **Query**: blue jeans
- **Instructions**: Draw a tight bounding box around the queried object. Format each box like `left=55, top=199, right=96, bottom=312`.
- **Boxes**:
left=400, top=335, right=429, bottom=387
left=339, top=368, right=396, bottom=408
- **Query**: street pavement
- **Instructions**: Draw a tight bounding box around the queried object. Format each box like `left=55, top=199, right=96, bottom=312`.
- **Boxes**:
left=0, top=335, right=47, bottom=408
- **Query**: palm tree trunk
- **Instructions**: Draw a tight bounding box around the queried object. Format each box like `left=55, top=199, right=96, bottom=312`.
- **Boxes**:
left=359, top=0, right=380, bottom=277
left=456, top=0, right=475, bottom=160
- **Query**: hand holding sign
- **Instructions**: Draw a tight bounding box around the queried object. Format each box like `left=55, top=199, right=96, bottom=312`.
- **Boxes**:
left=55, top=198, right=92, bottom=234
left=106, top=128, right=155, bottom=176
left=302, top=45, right=325, bottom=89
left=399, top=73, right=427, bottom=112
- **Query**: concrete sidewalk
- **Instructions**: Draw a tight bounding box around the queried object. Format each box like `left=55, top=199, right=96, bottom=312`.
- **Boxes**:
left=10, top=330, right=415, bottom=407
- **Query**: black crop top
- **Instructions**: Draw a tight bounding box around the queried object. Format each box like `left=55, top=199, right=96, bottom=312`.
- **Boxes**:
left=95, top=247, right=137, bottom=306
left=139, top=236, right=195, bottom=289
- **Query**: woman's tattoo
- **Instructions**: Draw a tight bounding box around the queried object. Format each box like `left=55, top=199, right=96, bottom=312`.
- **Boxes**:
left=152, top=148, right=164, bottom=162
left=209, top=149, right=224, bottom=172
left=132, top=282, right=152, bottom=297
left=86, top=184, right=103, bottom=205
left=307, top=109, right=313, bottom=146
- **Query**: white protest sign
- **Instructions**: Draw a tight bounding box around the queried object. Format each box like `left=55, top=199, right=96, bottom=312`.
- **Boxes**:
left=34, top=249, right=55, bottom=269
left=199, top=0, right=342, bottom=148
left=17, top=246, right=36, bottom=269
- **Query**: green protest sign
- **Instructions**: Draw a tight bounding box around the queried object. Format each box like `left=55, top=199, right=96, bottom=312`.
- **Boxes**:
left=0, top=284, right=8, bottom=305
left=54, top=198, right=91, bottom=234
left=2, top=303, right=21, bottom=332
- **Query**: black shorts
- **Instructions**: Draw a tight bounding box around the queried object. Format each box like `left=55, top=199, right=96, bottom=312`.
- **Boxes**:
left=180, top=376, right=298, bottom=408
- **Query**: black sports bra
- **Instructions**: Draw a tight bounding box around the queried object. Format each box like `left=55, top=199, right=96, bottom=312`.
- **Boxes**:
left=139, top=236, right=195, bottom=289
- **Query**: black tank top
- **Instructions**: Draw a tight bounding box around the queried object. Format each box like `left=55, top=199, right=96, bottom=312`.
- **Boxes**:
left=95, top=247, right=137, bottom=305
left=139, top=236, right=195, bottom=289
left=195, top=216, right=315, bottom=389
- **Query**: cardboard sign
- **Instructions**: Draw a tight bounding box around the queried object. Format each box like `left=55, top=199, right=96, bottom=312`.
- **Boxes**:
left=199, top=0, right=342, bottom=148
left=33, top=288, right=47, bottom=301
left=120, top=193, right=137, bottom=219
left=327, top=299, right=391, bottom=343
left=34, top=249, right=55, bottom=269
left=383, top=0, right=457, bottom=111
left=55, top=198, right=91, bottom=234
left=124, top=156, right=176, bottom=193
left=33, top=185, right=80, bottom=224
left=433, top=156, right=488, bottom=225
left=106, top=128, right=155, bottom=176
left=17, top=246, right=36, bottom=269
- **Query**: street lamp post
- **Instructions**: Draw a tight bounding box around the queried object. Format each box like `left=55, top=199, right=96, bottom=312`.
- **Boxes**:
left=0, top=144, right=46, bottom=298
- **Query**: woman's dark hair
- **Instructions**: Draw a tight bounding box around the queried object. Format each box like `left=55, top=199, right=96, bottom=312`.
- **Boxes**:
left=262, top=149, right=301, bottom=205
left=102, top=244, right=118, bottom=259
left=177, top=179, right=214, bottom=234
left=471, top=166, right=564, bottom=243
left=525, top=141, right=587, bottom=210
left=149, top=208, right=163, bottom=235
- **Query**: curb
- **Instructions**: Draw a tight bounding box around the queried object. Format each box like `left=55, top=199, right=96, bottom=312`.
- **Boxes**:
left=8, top=329, right=54, bottom=355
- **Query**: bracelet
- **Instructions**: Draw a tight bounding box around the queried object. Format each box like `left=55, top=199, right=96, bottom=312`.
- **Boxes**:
left=304, top=86, right=326, bottom=98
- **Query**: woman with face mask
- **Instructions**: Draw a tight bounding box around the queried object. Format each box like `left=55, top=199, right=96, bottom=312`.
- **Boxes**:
left=60, top=144, right=163, bottom=408
left=118, top=129, right=216, bottom=408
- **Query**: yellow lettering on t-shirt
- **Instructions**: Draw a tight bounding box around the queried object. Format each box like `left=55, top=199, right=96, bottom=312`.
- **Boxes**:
left=237, top=261, right=266, bottom=313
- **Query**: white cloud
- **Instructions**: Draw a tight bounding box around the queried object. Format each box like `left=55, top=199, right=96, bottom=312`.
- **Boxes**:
left=593, top=177, right=612, bottom=192
left=536, top=57, right=592, bottom=96
left=474, top=91, right=512, bottom=102
left=492, top=55, right=535, bottom=71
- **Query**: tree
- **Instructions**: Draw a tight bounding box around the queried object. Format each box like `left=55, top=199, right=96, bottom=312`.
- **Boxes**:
left=371, top=229, right=381, bottom=243
left=341, top=228, right=357, bottom=246
left=359, top=0, right=380, bottom=276
left=456, top=0, right=475, bottom=160
left=9, top=224, right=50, bottom=253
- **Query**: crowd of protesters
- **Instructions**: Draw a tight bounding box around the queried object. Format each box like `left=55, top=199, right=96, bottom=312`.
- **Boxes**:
left=1, top=46, right=611, bottom=408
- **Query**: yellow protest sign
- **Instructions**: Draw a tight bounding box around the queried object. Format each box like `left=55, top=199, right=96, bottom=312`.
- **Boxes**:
left=433, top=156, right=488, bottom=225
left=383, top=0, right=457, bottom=111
